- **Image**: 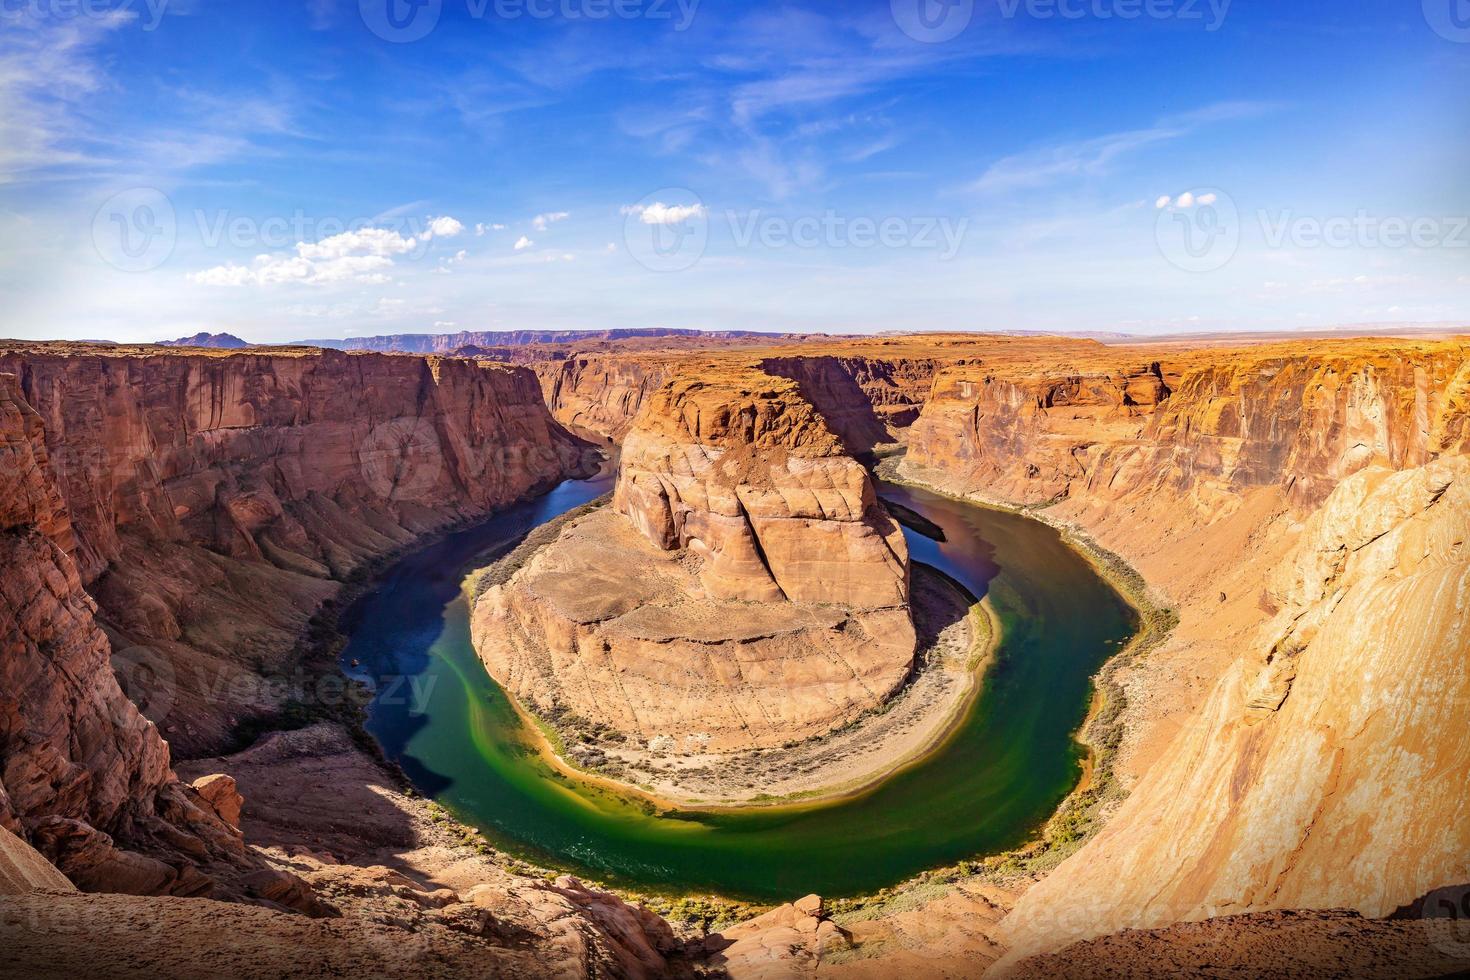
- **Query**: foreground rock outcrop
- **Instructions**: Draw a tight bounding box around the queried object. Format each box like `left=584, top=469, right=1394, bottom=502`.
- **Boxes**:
left=474, top=369, right=916, bottom=752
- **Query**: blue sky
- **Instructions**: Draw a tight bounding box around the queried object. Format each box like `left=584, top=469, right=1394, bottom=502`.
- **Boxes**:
left=1, top=0, right=1466, bottom=342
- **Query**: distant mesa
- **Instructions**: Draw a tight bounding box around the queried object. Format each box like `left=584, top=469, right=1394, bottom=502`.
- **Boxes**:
left=296, top=327, right=793, bottom=353
left=157, top=332, right=251, bottom=349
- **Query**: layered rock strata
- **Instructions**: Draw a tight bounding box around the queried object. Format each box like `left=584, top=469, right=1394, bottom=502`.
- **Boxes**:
left=474, top=371, right=915, bottom=751
left=894, top=338, right=1470, bottom=964
left=0, top=344, right=591, bottom=757
left=997, top=457, right=1470, bottom=964
left=905, top=340, right=1470, bottom=511
left=0, top=374, right=250, bottom=898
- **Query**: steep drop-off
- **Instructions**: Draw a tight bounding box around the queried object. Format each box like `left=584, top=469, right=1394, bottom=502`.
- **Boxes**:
left=0, top=344, right=592, bottom=759
left=998, top=457, right=1470, bottom=965
left=0, top=374, right=252, bottom=900
left=894, top=338, right=1470, bottom=966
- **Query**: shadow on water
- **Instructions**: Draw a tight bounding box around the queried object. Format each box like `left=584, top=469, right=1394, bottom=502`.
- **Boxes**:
left=342, top=470, right=1136, bottom=902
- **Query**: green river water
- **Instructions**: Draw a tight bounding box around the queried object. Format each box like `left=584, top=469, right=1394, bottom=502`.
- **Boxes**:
left=342, top=467, right=1136, bottom=902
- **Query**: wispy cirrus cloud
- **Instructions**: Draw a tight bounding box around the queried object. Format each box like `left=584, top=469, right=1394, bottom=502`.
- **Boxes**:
left=971, top=101, right=1279, bottom=194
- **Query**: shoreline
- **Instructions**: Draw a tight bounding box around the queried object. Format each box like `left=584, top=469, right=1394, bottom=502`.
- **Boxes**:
left=251, top=457, right=1169, bottom=914
left=874, top=456, right=1178, bottom=875
left=466, top=525, right=1002, bottom=812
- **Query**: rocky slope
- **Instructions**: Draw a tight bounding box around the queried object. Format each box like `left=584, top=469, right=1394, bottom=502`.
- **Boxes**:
left=996, top=456, right=1470, bottom=965
left=893, top=337, right=1470, bottom=967
left=473, top=369, right=916, bottom=752
left=538, top=355, right=677, bottom=442
left=0, top=344, right=592, bottom=758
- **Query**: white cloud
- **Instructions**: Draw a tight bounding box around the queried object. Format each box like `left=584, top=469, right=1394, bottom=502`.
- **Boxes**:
left=192, top=226, right=421, bottom=286
left=297, top=227, right=419, bottom=260
left=532, top=211, right=570, bottom=231
left=605, top=242, right=618, bottom=253
left=514, top=236, right=534, bottom=251
left=1155, top=196, right=1172, bottom=209
left=425, top=216, right=465, bottom=239
left=622, top=202, right=708, bottom=225
left=1197, top=193, right=1218, bottom=206
left=493, top=223, right=506, bottom=230
left=1175, top=192, right=1196, bottom=209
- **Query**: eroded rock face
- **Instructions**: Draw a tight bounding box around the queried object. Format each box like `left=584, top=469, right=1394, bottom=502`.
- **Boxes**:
left=614, top=374, right=910, bottom=607
left=0, top=345, right=591, bottom=757
left=905, top=341, right=1470, bottom=511
left=474, top=370, right=916, bottom=751
left=539, top=356, right=675, bottom=442
left=758, top=355, right=940, bottom=454
left=0, top=374, right=245, bottom=895
left=0, top=346, right=590, bottom=901
left=996, top=456, right=1470, bottom=964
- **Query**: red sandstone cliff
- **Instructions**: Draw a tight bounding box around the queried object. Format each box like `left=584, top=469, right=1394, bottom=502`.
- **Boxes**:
left=0, top=345, right=592, bottom=758
left=0, top=374, right=250, bottom=898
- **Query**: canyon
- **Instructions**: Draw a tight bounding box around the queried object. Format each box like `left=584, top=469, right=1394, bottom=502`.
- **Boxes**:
left=1, top=333, right=1468, bottom=978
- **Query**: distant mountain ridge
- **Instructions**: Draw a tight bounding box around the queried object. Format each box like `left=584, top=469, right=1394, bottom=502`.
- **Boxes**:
left=296, top=328, right=792, bottom=353
left=158, top=332, right=251, bottom=348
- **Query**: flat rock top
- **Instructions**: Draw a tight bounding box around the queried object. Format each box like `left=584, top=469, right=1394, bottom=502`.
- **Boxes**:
left=519, top=507, right=852, bottom=640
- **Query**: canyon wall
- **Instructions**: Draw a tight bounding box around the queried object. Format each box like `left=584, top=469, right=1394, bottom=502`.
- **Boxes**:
left=895, top=338, right=1470, bottom=964
left=0, top=374, right=249, bottom=898
left=906, top=341, right=1470, bottom=512
left=998, top=456, right=1470, bottom=964
left=758, top=355, right=940, bottom=453
left=474, top=369, right=916, bottom=751
left=0, top=345, right=591, bottom=759
left=614, top=374, right=910, bottom=607
left=538, top=356, right=675, bottom=442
